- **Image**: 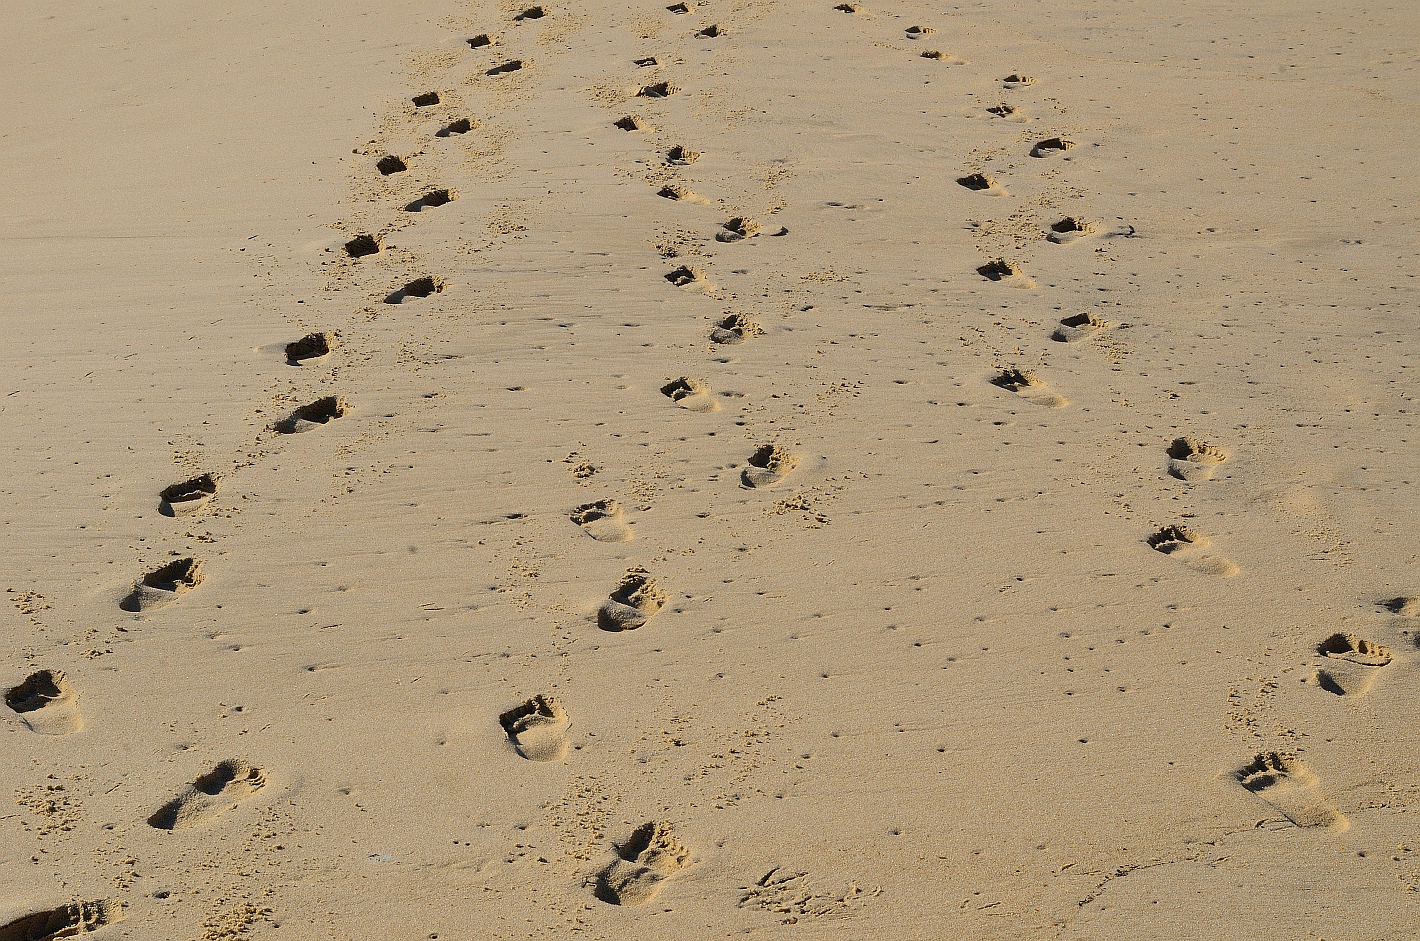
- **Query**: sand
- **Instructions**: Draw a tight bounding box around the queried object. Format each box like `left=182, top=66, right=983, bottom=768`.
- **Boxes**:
left=2, top=0, right=1418, bottom=938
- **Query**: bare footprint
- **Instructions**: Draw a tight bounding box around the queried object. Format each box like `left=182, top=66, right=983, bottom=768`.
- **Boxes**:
left=412, top=91, right=440, bottom=107
left=1381, top=596, right=1419, bottom=617
left=715, top=217, right=760, bottom=242
left=6, top=670, right=82, bottom=735
left=1051, top=312, right=1111, bottom=343
left=695, top=24, right=723, bottom=37
left=572, top=500, right=633, bottom=542
left=666, top=265, right=712, bottom=291
left=1030, top=137, right=1075, bottom=158
left=1047, top=217, right=1094, bottom=244
left=639, top=81, right=680, bottom=98
left=286, top=331, right=334, bottom=364
left=404, top=188, right=458, bottom=212
left=1305, top=632, right=1394, bottom=697
left=986, top=103, right=1028, bottom=122
left=467, top=34, right=496, bottom=48
left=515, top=6, right=545, bottom=20
left=0, top=900, right=126, bottom=941
left=957, top=172, right=1006, bottom=195
left=615, top=115, right=648, bottom=131
left=598, top=567, right=667, bottom=632
left=499, top=695, right=570, bottom=761
left=667, top=144, right=700, bottom=164
left=1235, top=752, right=1348, bottom=831
left=711, top=312, right=762, bottom=344
left=920, top=50, right=967, bottom=64
left=121, top=557, right=203, bottom=612
left=1167, top=437, right=1227, bottom=481
left=595, top=822, right=691, bottom=905
left=657, top=184, right=709, bottom=204
left=160, top=473, right=220, bottom=516
left=437, top=117, right=474, bottom=137
left=385, top=276, right=445, bottom=304
left=376, top=155, right=407, bottom=175
left=487, top=59, right=524, bottom=75
left=742, top=444, right=799, bottom=488
left=149, top=759, right=268, bottom=830
left=344, top=233, right=381, bottom=257
left=1002, top=73, right=1035, bottom=88
left=1147, top=525, right=1238, bottom=577
left=661, top=378, right=720, bottom=412
left=904, top=25, right=935, bottom=38
left=274, top=396, right=349, bottom=434
left=991, top=368, right=1066, bottom=408
left=977, top=259, right=1033, bottom=286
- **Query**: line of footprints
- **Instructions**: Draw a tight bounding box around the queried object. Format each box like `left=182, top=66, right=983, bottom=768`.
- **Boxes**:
left=5, top=4, right=1416, bottom=934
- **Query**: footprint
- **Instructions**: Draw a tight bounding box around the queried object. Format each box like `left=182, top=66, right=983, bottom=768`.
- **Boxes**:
left=956, top=172, right=1006, bottom=195
left=833, top=3, right=860, bottom=12
left=376, top=155, right=407, bottom=175
left=904, top=25, right=935, bottom=38
left=1051, top=313, right=1111, bottom=343
left=515, top=6, right=545, bottom=20
left=667, top=1, right=693, bottom=11
left=711, top=312, right=762, bottom=344
left=695, top=24, right=723, bottom=37
left=404, top=188, right=458, bottom=212
left=991, top=368, right=1066, bottom=408
left=1235, top=752, right=1348, bottom=831
left=615, top=115, right=648, bottom=131
left=274, top=396, right=349, bottom=434
left=986, top=103, right=1020, bottom=118
left=1030, top=137, right=1075, bottom=157
left=920, top=50, right=967, bottom=64
left=977, top=259, right=1030, bottom=284
left=667, top=144, right=700, bottom=164
left=595, top=822, right=691, bottom=905
left=411, top=91, right=440, bottom=107
left=5, top=670, right=82, bottom=735
left=639, top=81, right=680, bottom=98
left=344, top=233, right=381, bottom=258
left=1047, top=217, right=1094, bottom=244
left=715, top=217, right=760, bottom=242
left=467, top=34, right=495, bottom=48
left=1147, top=525, right=1238, bottom=576
left=657, top=184, right=709, bottom=204
left=661, top=378, right=720, bottom=412
left=437, top=118, right=474, bottom=137
left=665, top=265, right=711, bottom=290
left=159, top=473, right=220, bottom=517
left=1002, top=73, right=1035, bottom=87
left=598, top=567, right=667, bottom=632
left=0, top=900, right=126, bottom=941
left=634, top=56, right=660, bottom=67
left=1381, top=596, right=1419, bottom=617
left=1306, top=633, right=1394, bottom=696
left=572, top=500, right=633, bottom=542
left=286, top=331, right=333, bottom=365
left=149, top=759, right=268, bottom=830
left=487, top=59, right=523, bottom=75
left=499, top=695, right=571, bottom=761
left=121, top=557, right=203, bottom=612
left=742, top=444, right=799, bottom=489
left=1167, top=437, right=1228, bottom=481
left=385, top=275, right=445, bottom=304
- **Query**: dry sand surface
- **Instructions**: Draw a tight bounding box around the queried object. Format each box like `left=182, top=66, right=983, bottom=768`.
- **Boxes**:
left=2, top=0, right=1419, bottom=937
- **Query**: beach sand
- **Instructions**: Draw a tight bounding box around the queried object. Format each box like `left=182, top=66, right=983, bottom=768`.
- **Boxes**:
left=2, top=0, right=1418, bottom=937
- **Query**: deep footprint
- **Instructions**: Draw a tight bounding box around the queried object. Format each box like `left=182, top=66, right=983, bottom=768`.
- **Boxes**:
left=149, top=759, right=268, bottom=830
left=1167, top=437, right=1227, bottom=481
left=385, top=276, right=445, bottom=304
left=160, top=473, right=220, bottom=516
left=121, top=557, right=203, bottom=612
left=711, top=312, right=762, bottom=344
left=742, top=444, right=800, bottom=488
left=661, top=377, right=720, bottom=412
left=1306, top=632, right=1394, bottom=697
left=405, top=188, right=458, bottom=212
left=595, top=822, right=691, bottom=905
left=716, top=217, right=760, bottom=242
left=344, top=233, right=381, bottom=257
left=991, top=368, right=1066, bottom=408
left=0, top=900, right=126, bottom=941
left=376, top=155, right=407, bottom=175
left=572, top=499, right=633, bottom=542
left=1051, top=312, right=1111, bottom=343
left=1048, top=217, right=1094, bottom=244
left=274, top=396, right=349, bottom=434
left=1147, top=525, right=1237, bottom=576
left=286, top=331, right=333, bottom=364
left=1236, top=752, right=1348, bottom=831
left=499, top=695, right=571, bottom=761
left=598, top=567, right=667, bottom=631
left=5, top=669, right=82, bottom=735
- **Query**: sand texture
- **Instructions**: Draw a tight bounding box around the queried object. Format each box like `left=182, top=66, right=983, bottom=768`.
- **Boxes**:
left=2, top=0, right=1419, bottom=938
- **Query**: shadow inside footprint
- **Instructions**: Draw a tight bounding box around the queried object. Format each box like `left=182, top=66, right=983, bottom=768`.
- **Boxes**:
left=149, top=759, right=268, bottom=830
left=572, top=499, right=633, bottom=542
left=977, top=259, right=1022, bottom=281
left=286, top=332, right=333, bottom=365
left=437, top=118, right=473, bottom=137
left=160, top=473, right=220, bottom=517
left=467, top=34, right=494, bottom=48
left=487, top=59, right=523, bottom=75
left=598, top=567, right=667, bottom=632
left=5, top=669, right=82, bottom=735
left=121, top=557, right=203, bottom=612
left=404, top=188, right=458, bottom=212
left=1167, top=437, right=1227, bottom=481
left=0, top=900, right=126, bottom=941
left=667, top=144, right=700, bottom=164
left=344, top=233, right=381, bottom=258
left=274, top=396, right=349, bottom=434
left=615, top=115, right=647, bottom=131
left=376, top=155, right=407, bottom=175
left=1235, top=752, right=1348, bottom=831
left=499, top=695, right=571, bottom=761
left=742, top=444, right=799, bottom=488
left=595, top=822, right=691, bottom=905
